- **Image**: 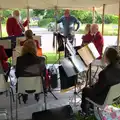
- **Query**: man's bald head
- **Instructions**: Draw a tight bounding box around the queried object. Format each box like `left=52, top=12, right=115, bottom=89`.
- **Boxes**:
left=91, top=24, right=99, bottom=34
left=64, top=9, right=70, bottom=17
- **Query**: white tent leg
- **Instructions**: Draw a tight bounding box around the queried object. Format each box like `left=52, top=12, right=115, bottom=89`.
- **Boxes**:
left=102, top=4, right=105, bottom=35
left=92, top=7, right=95, bottom=23
left=55, top=6, right=58, bottom=54
left=27, top=7, right=30, bottom=30
left=0, top=14, right=2, bottom=37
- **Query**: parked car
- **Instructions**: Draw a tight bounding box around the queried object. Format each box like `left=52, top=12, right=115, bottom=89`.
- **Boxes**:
left=47, top=22, right=64, bottom=33
left=48, top=22, right=55, bottom=31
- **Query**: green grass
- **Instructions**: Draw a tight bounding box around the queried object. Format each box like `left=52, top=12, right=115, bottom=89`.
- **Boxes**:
left=79, top=24, right=118, bottom=36
left=75, top=113, right=96, bottom=120
left=2, top=24, right=7, bottom=37
left=1, top=23, right=119, bottom=37
left=43, top=52, right=64, bottom=64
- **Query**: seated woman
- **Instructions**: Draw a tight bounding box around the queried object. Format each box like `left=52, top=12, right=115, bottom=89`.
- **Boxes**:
left=0, top=45, right=11, bottom=81
left=20, top=29, right=42, bottom=56
left=74, top=24, right=91, bottom=53
left=15, top=40, right=46, bottom=103
left=80, top=47, right=120, bottom=115
left=81, top=24, right=91, bottom=46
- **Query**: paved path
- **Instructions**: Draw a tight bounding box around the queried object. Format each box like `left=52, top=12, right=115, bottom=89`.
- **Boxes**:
left=30, top=27, right=117, bottom=53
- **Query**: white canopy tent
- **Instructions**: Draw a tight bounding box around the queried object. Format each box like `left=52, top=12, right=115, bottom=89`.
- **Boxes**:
left=95, top=2, right=120, bottom=50
left=0, top=0, right=118, bottom=9
left=96, top=3, right=119, bottom=15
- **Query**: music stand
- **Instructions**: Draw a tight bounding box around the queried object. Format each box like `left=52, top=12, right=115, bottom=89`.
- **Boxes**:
left=66, top=39, right=76, bottom=56
left=69, top=55, right=88, bottom=108
left=77, top=42, right=100, bottom=86
left=60, top=55, right=88, bottom=110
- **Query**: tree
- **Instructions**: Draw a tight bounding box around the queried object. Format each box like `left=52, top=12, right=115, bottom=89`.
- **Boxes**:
left=33, top=9, right=45, bottom=16
left=2, top=10, right=12, bottom=18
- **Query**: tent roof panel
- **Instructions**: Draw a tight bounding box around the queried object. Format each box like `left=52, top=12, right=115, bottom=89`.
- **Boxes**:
left=0, top=0, right=119, bottom=9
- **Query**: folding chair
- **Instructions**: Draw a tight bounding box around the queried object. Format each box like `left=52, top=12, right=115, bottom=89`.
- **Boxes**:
left=0, top=63, right=14, bottom=120
left=16, top=76, right=43, bottom=120
left=86, top=83, right=120, bottom=120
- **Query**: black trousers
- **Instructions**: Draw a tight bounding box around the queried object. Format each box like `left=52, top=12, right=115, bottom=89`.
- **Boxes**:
left=4, top=62, right=11, bottom=82
left=81, top=87, right=94, bottom=113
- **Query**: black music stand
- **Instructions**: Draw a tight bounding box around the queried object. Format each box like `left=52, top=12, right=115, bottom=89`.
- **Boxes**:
left=77, top=42, right=100, bottom=86
left=69, top=55, right=87, bottom=95
left=60, top=55, right=87, bottom=109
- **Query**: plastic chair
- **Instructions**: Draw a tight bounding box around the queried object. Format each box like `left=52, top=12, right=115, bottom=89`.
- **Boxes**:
left=86, top=83, right=120, bottom=120
left=16, top=76, right=43, bottom=119
left=0, top=63, right=14, bottom=120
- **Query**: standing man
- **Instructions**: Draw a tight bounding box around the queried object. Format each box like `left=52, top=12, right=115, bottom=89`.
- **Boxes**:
left=57, top=9, right=80, bottom=44
left=6, top=10, right=28, bottom=36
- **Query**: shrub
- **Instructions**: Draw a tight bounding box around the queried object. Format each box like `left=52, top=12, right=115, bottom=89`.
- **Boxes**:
left=38, top=18, right=54, bottom=27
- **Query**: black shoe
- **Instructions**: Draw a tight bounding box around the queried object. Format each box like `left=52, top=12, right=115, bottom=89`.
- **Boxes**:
left=35, top=94, right=40, bottom=102
left=22, top=94, right=28, bottom=104
left=78, top=110, right=89, bottom=119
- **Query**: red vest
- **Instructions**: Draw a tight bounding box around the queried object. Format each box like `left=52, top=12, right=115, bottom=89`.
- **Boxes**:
left=6, top=17, right=28, bottom=36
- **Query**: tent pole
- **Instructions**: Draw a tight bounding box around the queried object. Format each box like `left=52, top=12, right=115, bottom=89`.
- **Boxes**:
left=55, top=6, right=58, bottom=54
left=92, top=7, right=95, bottom=23
left=102, top=4, right=105, bottom=35
left=55, top=6, right=58, bottom=32
left=27, top=7, right=30, bottom=30
left=0, top=11, right=2, bottom=37
left=0, top=17, right=2, bottom=37
left=117, top=1, right=120, bottom=52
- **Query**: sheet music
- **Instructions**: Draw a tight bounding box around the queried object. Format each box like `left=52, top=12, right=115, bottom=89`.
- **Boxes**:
left=77, top=46, right=94, bottom=66
left=88, top=43, right=100, bottom=59
left=66, top=39, right=76, bottom=55
left=60, top=58, right=76, bottom=77
left=70, top=55, right=88, bottom=73
left=66, top=44, right=74, bottom=56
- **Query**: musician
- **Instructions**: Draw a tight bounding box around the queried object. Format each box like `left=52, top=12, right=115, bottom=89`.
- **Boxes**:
left=81, top=24, right=104, bottom=59
left=81, top=24, right=91, bottom=46
left=20, top=30, right=40, bottom=49
left=15, top=40, right=45, bottom=103
left=6, top=10, right=28, bottom=36
left=0, top=45, right=11, bottom=81
left=20, top=30, right=42, bottom=56
left=57, top=9, right=80, bottom=44
left=80, top=47, right=120, bottom=115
